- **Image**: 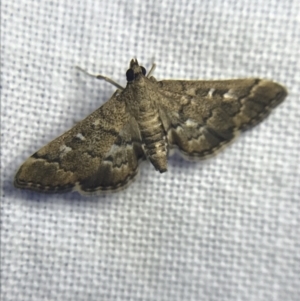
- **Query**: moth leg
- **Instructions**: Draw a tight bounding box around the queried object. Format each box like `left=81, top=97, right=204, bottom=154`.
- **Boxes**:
left=75, top=66, right=124, bottom=90
left=147, top=63, right=156, bottom=78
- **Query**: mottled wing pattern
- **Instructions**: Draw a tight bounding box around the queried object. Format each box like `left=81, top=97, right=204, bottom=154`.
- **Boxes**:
left=14, top=91, right=145, bottom=195
left=154, top=78, right=287, bottom=160
left=77, top=117, right=144, bottom=194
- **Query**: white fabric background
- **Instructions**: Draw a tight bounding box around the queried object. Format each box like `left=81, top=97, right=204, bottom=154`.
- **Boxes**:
left=1, top=0, right=299, bottom=300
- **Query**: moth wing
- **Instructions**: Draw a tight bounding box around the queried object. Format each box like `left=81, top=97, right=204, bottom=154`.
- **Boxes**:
left=76, top=117, right=145, bottom=195
left=154, top=78, right=287, bottom=160
left=14, top=91, right=145, bottom=195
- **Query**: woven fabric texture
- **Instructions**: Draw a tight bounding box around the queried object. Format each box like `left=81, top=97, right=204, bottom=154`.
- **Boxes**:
left=1, top=0, right=299, bottom=300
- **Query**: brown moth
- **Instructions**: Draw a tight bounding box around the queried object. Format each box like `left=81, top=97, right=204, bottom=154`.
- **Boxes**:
left=14, top=59, right=287, bottom=195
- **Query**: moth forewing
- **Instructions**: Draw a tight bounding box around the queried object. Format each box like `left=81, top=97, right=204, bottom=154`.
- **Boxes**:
left=14, top=59, right=287, bottom=195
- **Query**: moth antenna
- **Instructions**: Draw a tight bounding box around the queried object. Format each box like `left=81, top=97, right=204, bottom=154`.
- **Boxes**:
left=75, top=66, right=124, bottom=90
left=147, top=63, right=156, bottom=78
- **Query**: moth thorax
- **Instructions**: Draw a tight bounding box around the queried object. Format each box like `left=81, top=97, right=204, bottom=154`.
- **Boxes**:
left=138, top=111, right=168, bottom=173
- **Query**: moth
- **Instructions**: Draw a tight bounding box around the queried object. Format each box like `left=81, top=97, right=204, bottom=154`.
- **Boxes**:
left=14, top=58, right=287, bottom=195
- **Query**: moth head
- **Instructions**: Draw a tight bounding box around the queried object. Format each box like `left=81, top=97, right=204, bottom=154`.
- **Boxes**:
left=126, top=58, right=146, bottom=82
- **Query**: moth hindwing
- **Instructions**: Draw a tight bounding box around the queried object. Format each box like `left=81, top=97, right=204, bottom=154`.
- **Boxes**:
left=14, top=58, right=287, bottom=195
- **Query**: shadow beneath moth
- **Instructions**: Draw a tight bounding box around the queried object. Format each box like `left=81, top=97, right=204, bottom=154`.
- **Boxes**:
left=14, top=58, right=287, bottom=195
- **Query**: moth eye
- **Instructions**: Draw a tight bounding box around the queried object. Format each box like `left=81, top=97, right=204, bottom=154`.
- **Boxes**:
left=141, top=66, right=146, bottom=76
left=126, top=69, right=135, bottom=81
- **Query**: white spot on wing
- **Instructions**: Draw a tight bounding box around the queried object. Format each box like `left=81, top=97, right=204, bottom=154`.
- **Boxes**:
left=75, top=133, right=86, bottom=141
left=208, top=88, right=215, bottom=98
left=59, top=144, right=72, bottom=158
left=106, top=143, right=134, bottom=157
left=223, top=90, right=238, bottom=100
left=185, top=119, right=198, bottom=127
left=93, top=119, right=100, bottom=126
left=180, top=95, right=190, bottom=105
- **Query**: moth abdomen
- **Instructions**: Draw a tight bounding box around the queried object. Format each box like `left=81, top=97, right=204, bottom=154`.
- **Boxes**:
left=141, top=135, right=168, bottom=172
left=138, top=111, right=168, bottom=172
